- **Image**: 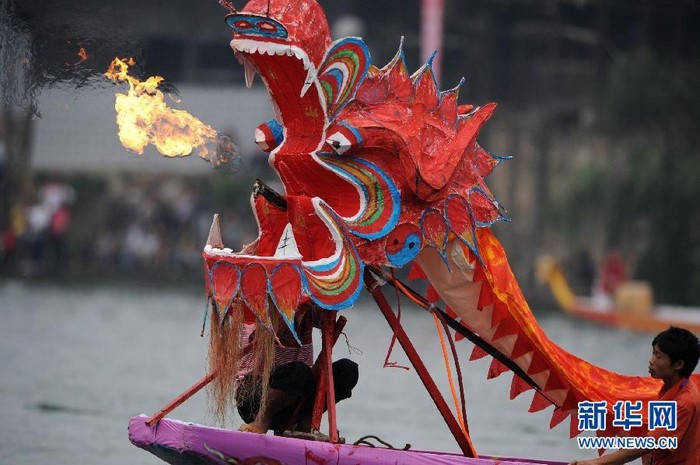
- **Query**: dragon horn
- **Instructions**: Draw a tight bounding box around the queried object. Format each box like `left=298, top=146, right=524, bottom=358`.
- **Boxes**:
left=206, top=214, right=223, bottom=248
left=218, top=0, right=236, bottom=13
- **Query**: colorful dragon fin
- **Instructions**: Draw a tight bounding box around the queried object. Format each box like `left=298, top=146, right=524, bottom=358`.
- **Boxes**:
left=313, top=37, right=371, bottom=122
left=356, top=37, right=412, bottom=105
left=208, top=262, right=241, bottom=319
left=440, top=77, right=465, bottom=128
left=411, top=51, right=440, bottom=110
left=303, top=199, right=364, bottom=310
left=420, top=208, right=451, bottom=268
left=268, top=262, right=304, bottom=345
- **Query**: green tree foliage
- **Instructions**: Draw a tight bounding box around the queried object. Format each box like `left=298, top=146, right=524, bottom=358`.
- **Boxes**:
left=556, top=51, right=700, bottom=305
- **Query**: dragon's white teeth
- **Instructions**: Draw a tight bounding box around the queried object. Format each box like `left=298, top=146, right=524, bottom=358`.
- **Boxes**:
left=231, top=39, right=315, bottom=93
left=302, top=56, right=313, bottom=70
left=243, top=59, right=257, bottom=89
left=293, top=48, right=306, bottom=62
left=300, top=67, right=317, bottom=98
left=206, top=214, right=224, bottom=248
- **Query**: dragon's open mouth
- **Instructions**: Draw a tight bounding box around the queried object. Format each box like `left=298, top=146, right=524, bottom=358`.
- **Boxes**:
left=232, top=40, right=316, bottom=92
left=231, top=39, right=326, bottom=154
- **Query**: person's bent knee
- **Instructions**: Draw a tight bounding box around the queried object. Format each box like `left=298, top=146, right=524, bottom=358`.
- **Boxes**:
left=332, top=358, right=359, bottom=401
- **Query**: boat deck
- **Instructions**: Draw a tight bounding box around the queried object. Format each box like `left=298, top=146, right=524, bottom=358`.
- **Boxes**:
left=129, top=415, right=567, bottom=465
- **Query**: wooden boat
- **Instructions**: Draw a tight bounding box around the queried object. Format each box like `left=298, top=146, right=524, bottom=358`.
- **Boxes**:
left=537, top=256, right=700, bottom=333
left=128, top=415, right=567, bottom=465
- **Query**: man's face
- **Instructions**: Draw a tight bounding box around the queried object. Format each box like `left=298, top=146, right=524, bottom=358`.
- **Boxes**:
left=648, top=344, right=683, bottom=379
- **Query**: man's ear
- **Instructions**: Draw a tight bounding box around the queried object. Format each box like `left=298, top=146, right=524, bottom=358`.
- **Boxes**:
left=673, top=359, right=685, bottom=373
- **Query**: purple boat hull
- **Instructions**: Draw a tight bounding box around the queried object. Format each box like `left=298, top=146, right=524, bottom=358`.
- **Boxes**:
left=129, top=415, right=566, bottom=465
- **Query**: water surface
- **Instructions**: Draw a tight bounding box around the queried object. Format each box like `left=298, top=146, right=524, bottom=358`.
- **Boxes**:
left=0, top=281, right=652, bottom=464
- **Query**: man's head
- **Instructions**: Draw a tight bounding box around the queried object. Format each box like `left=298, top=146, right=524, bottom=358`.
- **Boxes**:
left=649, top=326, right=700, bottom=379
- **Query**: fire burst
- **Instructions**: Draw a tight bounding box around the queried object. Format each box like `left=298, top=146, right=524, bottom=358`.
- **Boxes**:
left=104, top=57, right=236, bottom=166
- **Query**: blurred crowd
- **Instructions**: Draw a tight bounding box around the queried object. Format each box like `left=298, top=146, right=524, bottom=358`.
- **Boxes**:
left=1, top=181, right=75, bottom=276
left=0, top=175, right=258, bottom=282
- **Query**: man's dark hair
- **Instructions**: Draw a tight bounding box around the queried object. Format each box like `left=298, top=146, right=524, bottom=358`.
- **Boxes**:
left=653, top=327, right=700, bottom=378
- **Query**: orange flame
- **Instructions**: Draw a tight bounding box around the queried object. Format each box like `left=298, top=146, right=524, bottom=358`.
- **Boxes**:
left=67, top=46, right=88, bottom=66
left=104, top=57, right=217, bottom=158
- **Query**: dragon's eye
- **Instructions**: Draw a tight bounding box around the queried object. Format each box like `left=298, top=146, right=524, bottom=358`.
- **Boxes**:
left=385, top=223, right=422, bottom=267
left=326, top=132, right=352, bottom=155
left=325, top=122, right=362, bottom=155
left=258, top=21, right=277, bottom=32
left=255, top=119, right=283, bottom=153
left=233, top=20, right=252, bottom=29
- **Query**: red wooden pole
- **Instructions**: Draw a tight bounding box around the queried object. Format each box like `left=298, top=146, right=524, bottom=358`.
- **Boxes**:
left=323, top=311, right=339, bottom=442
left=311, top=365, right=328, bottom=430
left=313, top=316, right=347, bottom=377
left=146, top=372, right=216, bottom=427
left=310, top=316, right=346, bottom=431
left=364, top=269, right=477, bottom=457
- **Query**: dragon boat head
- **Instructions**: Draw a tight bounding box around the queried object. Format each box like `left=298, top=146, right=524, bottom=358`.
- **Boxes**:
left=206, top=0, right=506, bottom=341
left=225, top=0, right=350, bottom=159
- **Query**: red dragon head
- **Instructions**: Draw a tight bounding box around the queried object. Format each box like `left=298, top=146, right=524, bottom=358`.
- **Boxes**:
left=206, top=0, right=505, bottom=339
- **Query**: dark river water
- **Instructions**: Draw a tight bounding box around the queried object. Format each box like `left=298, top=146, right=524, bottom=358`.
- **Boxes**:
left=0, top=280, right=652, bottom=464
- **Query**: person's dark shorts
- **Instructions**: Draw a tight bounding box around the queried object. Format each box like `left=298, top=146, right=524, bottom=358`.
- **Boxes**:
left=237, top=359, right=359, bottom=428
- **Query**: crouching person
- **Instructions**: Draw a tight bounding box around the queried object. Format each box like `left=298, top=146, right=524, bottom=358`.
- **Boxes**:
left=219, top=301, right=358, bottom=436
